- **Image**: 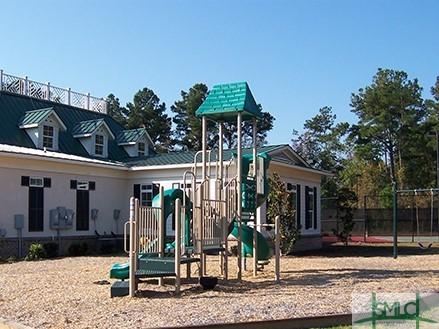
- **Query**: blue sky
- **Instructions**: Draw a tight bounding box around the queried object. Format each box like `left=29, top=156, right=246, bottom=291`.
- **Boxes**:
left=1, top=0, right=438, bottom=145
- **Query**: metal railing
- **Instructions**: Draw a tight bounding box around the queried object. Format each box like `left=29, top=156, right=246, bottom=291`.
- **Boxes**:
left=0, top=70, right=107, bottom=113
left=137, top=206, right=162, bottom=254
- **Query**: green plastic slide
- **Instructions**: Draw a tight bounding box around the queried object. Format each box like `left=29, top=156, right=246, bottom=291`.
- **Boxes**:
left=230, top=220, right=272, bottom=261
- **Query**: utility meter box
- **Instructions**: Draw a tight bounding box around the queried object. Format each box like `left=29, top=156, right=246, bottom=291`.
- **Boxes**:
left=50, top=207, right=74, bottom=230
left=113, top=209, right=120, bottom=221
left=14, top=215, right=24, bottom=230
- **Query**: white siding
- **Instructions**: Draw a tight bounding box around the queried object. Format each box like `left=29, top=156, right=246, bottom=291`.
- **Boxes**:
left=0, top=161, right=128, bottom=239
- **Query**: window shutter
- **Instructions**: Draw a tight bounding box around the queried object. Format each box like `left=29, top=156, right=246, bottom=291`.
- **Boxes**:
left=21, top=176, right=30, bottom=187
left=305, top=186, right=311, bottom=229
left=313, top=186, right=318, bottom=229
left=296, top=184, right=301, bottom=229
left=134, top=184, right=141, bottom=200
left=89, top=181, right=96, bottom=191
left=43, top=178, right=51, bottom=188
left=70, top=180, right=77, bottom=189
left=152, top=184, right=160, bottom=197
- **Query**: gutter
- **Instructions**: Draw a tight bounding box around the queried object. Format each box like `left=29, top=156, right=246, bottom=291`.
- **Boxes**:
left=270, top=160, right=333, bottom=176
left=0, top=150, right=127, bottom=171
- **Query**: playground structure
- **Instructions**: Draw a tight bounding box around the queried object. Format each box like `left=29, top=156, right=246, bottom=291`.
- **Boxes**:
left=110, top=82, right=281, bottom=297
left=392, top=186, right=439, bottom=258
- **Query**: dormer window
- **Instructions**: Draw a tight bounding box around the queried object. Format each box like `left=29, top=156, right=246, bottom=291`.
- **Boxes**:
left=18, top=107, right=67, bottom=151
left=72, top=119, right=115, bottom=158
left=43, top=125, right=54, bottom=149
left=116, top=128, right=153, bottom=157
left=95, top=134, right=104, bottom=156
left=138, top=142, right=146, bottom=156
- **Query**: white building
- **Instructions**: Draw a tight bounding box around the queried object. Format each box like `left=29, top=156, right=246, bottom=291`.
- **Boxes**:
left=0, top=73, right=327, bottom=257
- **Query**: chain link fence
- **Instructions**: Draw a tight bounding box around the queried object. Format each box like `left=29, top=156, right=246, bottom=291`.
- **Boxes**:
left=322, top=193, right=439, bottom=240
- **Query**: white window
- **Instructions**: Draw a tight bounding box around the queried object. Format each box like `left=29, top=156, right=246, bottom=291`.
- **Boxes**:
left=95, top=134, right=104, bottom=156
left=140, top=184, right=153, bottom=206
left=138, top=142, right=145, bottom=156
left=29, top=177, right=44, bottom=187
left=42, top=125, right=54, bottom=149
left=305, top=187, right=314, bottom=230
left=77, top=181, right=89, bottom=191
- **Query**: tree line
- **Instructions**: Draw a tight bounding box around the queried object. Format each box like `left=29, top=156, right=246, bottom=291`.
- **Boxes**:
left=107, top=83, right=274, bottom=153
left=107, top=68, right=439, bottom=205
left=293, top=68, right=439, bottom=204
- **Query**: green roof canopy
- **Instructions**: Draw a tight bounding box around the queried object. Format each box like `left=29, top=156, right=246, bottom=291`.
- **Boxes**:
left=72, top=118, right=115, bottom=139
left=18, top=107, right=66, bottom=130
left=196, top=82, right=262, bottom=121
left=117, top=128, right=152, bottom=145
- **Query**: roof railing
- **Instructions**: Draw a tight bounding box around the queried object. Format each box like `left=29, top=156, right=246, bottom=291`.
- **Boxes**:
left=0, top=70, right=107, bottom=114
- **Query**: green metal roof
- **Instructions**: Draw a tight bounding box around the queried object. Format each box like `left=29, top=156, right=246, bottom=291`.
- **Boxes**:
left=0, top=91, right=128, bottom=161
left=0, top=91, right=310, bottom=171
left=196, top=82, right=262, bottom=121
left=117, top=128, right=147, bottom=145
left=18, top=108, right=54, bottom=128
left=72, top=118, right=115, bottom=139
left=125, top=144, right=287, bottom=167
left=18, top=107, right=67, bottom=131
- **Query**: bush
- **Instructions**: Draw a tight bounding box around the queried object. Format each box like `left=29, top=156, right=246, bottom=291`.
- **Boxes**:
left=43, top=242, right=59, bottom=258
left=26, top=243, right=45, bottom=261
left=100, top=242, right=114, bottom=255
left=68, top=242, right=88, bottom=256
left=332, top=188, right=358, bottom=246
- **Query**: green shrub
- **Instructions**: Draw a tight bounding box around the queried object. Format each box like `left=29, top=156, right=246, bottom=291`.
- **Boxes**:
left=68, top=242, right=88, bottom=256
left=43, top=242, right=59, bottom=258
left=26, top=243, right=45, bottom=261
left=6, top=256, right=17, bottom=263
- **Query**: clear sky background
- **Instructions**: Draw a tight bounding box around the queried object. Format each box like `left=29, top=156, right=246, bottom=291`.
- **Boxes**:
left=1, top=0, right=438, bottom=145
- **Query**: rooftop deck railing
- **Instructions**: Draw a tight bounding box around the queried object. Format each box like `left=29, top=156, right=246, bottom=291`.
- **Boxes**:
left=0, top=70, right=107, bottom=114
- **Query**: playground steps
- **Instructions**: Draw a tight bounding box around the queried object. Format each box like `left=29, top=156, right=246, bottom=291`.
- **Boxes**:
left=136, top=256, right=200, bottom=278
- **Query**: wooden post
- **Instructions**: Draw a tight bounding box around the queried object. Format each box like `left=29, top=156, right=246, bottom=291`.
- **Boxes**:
left=175, top=198, right=181, bottom=295
left=237, top=113, right=243, bottom=281
left=252, top=117, right=258, bottom=277
left=275, top=215, right=280, bottom=283
left=0, top=70, right=3, bottom=90
left=129, top=197, right=136, bottom=297
left=159, top=186, right=165, bottom=286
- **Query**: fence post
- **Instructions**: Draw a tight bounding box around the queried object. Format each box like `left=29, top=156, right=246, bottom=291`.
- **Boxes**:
left=175, top=198, right=181, bottom=296
left=0, top=70, right=3, bottom=90
left=68, top=88, right=71, bottom=106
left=103, top=98, right=108, bottom=114
left=24, top=76, right=28, bottom=96
left=392, top=183, right=398, bottom=259
left=46, top=82, right=51, bottom=100
left=275, top=215, right=280, bottom=283
left=363, top=195, right=368, bottom=241
left=86, top=92, right=90, bottom=110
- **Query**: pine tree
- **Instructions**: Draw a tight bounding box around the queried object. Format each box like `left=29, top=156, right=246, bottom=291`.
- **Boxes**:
left=126, top=88, right=172, bottom=152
